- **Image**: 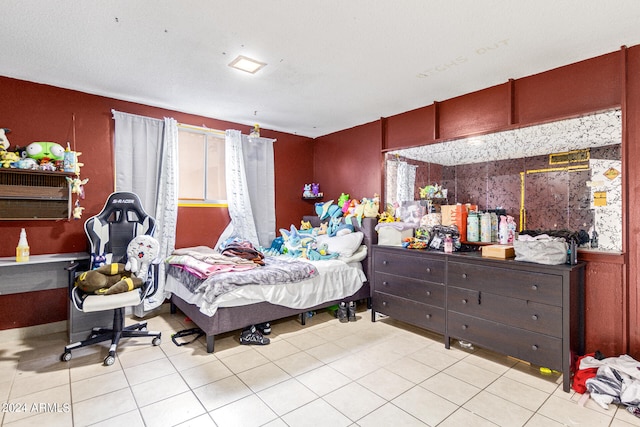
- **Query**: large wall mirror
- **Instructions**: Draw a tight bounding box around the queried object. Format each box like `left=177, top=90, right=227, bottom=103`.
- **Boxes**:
left=386, top=109, right=622, bottom=251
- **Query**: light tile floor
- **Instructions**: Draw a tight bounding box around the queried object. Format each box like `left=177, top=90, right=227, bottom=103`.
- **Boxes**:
left=1, top=306, right=640, bottom=426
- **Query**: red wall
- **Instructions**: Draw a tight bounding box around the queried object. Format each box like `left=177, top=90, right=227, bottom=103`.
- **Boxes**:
left=2, top=44, right=639, bottom=357
left=0, top=76, right=313, bottom=329
left=318, top=47, right=638, bottom=359
left=313, top=121, right=383, bottom=202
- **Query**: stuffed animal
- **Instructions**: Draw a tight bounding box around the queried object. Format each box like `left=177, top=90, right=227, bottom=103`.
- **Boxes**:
left=362, top=194, right=380, bottom=218
left=306, top=242, right=338, bottom=261
left=327, top=216, right=354, bottom=237
left=125, top=235, right=159, bottom=281
left=311, top=183, right=321, bottom=197
left=338, top=193, right=349, bottom=208
left=75, top=263, right=143, bottom=295
left=66, top=176, right=89, bottom=199
left=25, top=141, right=65, bottom=162
left=1, top=150, right=19, bottom=168
left=315, top=200, right=343, bottom=221
left=280, top=225, right=314, bottom=258
left=302, top=183, right=314, bottom=198
left=0, top=128, right=10, bottom=150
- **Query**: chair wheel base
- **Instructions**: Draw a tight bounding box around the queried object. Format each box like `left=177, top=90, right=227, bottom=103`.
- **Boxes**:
left=104, top=355, right=116, bottom=366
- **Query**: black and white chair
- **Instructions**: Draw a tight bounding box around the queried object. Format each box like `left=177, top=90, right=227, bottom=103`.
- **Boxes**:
left=61, top=192, right=162, bottom=366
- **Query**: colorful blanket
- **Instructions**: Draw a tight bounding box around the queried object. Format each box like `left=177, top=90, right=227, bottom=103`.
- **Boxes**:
left=167, top=256, right=318, bottom=302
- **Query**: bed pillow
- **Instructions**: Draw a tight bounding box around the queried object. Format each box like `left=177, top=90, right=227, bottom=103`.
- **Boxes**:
left=316, top=231, right=364, bottom=258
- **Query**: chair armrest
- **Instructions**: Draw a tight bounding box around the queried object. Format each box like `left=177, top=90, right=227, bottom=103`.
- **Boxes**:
left=66, top=262, right=80, bottom=298
left=140, top=259, right=161, bottom=299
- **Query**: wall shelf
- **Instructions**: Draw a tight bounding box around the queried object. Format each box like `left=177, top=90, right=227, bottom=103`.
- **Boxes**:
left=0, top=169, right=73, bottom=220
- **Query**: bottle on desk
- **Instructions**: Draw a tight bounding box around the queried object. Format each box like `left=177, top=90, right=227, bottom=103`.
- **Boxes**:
left=16, top=228, right=29, bottom=262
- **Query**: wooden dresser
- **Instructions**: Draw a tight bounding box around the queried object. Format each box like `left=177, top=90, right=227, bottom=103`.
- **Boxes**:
left=372, top=245, right=585, bottom=392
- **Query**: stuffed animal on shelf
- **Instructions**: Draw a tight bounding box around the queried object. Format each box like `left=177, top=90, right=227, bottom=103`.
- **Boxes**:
left=0, top=150, right=19, bottom=168
left=26, top=141, right=65, bottom=163
left=75, top=263, right=143, bottom=295
left=302, top=183, right=314, bottom=198
left=311, top=183, right=322, bottom=197
left=125, top=235, right=159, bottom=282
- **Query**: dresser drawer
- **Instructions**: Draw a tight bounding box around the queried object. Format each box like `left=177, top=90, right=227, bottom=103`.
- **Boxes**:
left=447, top=286, right=562, bottom=337
left=447, top=262, right=562, bottom=305
left=374, top=272, right=445, bottom=306
left=448, top=312, right=562, bottom=371
left=374, top=249, right=445, bottom=283
left=373, top=292, right=445, bottom=333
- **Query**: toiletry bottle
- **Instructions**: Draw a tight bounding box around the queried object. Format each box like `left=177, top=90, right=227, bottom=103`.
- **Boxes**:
left=480, top=212, right=491, bottom=242
left=444, top=234, right=453, bottom=253
left=499, top=215, right=509, bottom=244
left=466, top=211, right=479, bottom=242
left=16, top=228, right=29, bottom=262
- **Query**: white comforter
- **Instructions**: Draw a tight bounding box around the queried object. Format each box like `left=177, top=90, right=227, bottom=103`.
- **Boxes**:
left=165, top=246, right=367, bottom=317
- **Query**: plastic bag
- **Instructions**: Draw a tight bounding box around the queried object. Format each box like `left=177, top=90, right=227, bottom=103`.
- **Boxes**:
left=513, top=239, right=568, bottom=265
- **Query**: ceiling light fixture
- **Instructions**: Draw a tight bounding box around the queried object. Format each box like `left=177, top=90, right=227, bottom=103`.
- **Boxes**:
left=228, top=55, right=267, bottom=74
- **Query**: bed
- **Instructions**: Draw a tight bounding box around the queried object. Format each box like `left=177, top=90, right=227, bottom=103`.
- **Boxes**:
left=167, top=215, right=377, bottom=353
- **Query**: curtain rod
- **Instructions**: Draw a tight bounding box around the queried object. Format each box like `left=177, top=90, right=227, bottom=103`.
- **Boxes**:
left=177, top=123, right=225, bottom=135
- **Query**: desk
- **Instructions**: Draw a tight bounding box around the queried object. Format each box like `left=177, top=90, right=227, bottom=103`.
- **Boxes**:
left=0, top=252, right=111, bottom=342
left=0, top=252, right=89, bottom=295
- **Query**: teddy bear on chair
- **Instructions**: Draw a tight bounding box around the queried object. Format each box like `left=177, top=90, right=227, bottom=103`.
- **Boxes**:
left=75, top=235, right=160, bottom=295
left=125, top=235, right=159, bottom=282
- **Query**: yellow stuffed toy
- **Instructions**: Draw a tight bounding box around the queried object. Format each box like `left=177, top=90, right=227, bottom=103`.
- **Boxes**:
left=75, top=263, right=142, bottom=295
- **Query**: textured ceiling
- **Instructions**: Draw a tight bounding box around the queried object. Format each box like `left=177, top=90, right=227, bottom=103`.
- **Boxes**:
left=2, top=1, right=640, bottom=138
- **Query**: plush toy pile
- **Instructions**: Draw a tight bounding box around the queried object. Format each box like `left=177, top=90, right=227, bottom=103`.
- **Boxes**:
left=76, top=235, right=159, bottom=295
left=264, top=194, right=380, bottom=261
left=0, top=126, right=89, bottom=219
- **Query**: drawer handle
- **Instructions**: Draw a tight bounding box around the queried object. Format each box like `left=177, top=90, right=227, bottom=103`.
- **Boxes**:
left=531, top=314, right=538, bottom=321
left=426, top=267, right=431, bottom=273
left=425, top=314, right=431, bottom=319
left=462, top=324, right=468, bottom=330
left=531, top=345, right=538, bottom=351
left=382, top=281, right=389, bottom=287
left=531, top=284, right=538, bottom=291
left=382, top=260, right=389, bottom=265
left=426, top=291, right=431, bottom=296
left=462, top=299, right=468, bottom=304
left=462, top=273, right=468, bottom=279
left=382, top=301, right=388, bottom=307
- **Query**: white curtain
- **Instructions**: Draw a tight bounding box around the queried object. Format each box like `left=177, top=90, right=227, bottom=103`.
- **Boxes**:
left=215, top=129, right=276, bottom=250
left=396, top=161, right=417, bottom=203
left=112, top=110, right=179, bottom=315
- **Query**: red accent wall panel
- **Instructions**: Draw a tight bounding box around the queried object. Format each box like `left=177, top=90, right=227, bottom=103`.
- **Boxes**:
left=0, top=76, right=314, bottom=258
left=580, top=255, right=626, bottom=356
left=0, top=289, right=67, bottom=330
left=625, top=45, right=640, bottom=360
left=314, top=121, right=382, bottom=202
left=384, top=105, right=435, bottom=150
left=438, top=83, right=511, bottom=140
left=514, top=51, right=622, bottom=125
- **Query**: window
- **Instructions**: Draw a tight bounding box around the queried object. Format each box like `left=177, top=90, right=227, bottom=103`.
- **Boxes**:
left=177, top=125, right=226, bottom=205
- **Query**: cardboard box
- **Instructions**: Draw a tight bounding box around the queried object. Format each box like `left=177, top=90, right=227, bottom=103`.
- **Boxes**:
left=481, top=244, right=515, bottom=259
left=377, top=227, right=413, bottom=246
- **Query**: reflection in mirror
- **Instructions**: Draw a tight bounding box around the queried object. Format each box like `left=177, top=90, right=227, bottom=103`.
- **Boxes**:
left=386, top=109, right=622, bottom=251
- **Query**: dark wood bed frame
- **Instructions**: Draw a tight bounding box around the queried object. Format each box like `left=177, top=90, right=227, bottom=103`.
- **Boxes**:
left=169, top=215, right=378, bottom=353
